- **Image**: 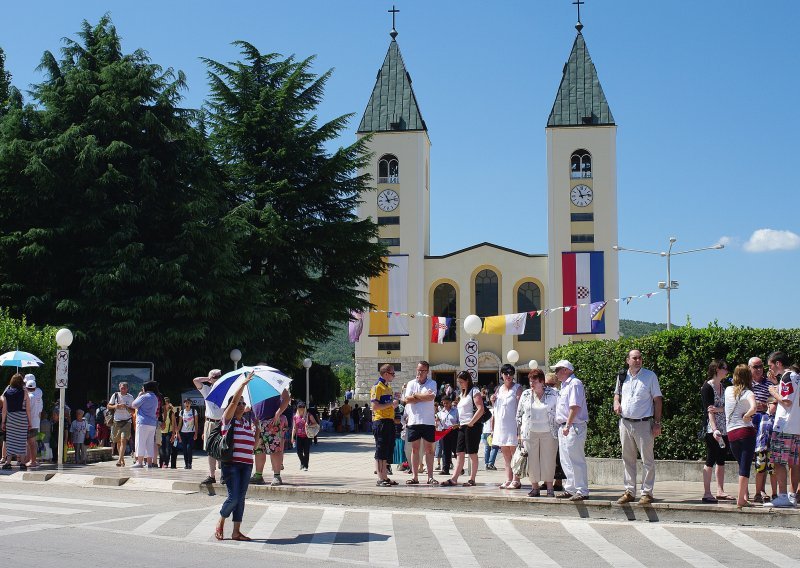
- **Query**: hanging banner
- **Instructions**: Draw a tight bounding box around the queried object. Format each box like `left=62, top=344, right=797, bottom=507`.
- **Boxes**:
left=562, top=251, right=605, bottom=334
left=368, top=255, right=409, bottom=336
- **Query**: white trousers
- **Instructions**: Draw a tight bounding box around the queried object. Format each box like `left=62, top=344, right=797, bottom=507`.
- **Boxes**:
left=135, top=424, right=157, bottom=459
left=558, top=423, right=588, bottom=496
left=619, top=419, right=656, bottom=496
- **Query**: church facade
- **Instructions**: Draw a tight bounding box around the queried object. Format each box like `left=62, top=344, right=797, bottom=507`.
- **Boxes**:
left=354, top=24, right=619, bottom=398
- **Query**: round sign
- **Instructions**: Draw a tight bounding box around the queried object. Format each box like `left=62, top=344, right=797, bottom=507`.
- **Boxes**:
left=465, top=341, right=478, bottom=355
left=465, top=355, right=477, bottom=368
left=467, top=369, right=478, bottom=382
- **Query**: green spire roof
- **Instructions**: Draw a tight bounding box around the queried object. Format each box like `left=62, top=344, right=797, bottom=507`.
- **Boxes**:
left=547, top=32, right=615, bottom=127
left=358, top=39, right=426, bottom=133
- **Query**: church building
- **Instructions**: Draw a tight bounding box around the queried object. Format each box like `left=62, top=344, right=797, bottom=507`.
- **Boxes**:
left=354, top=17, right=619, bottom=398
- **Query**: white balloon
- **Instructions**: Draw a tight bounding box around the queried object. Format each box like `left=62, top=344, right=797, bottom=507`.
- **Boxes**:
left=55, top=328, right=74, bottom=348
left=507, top=350, right=520, bottom=364
left=528, top=359, right=539, bottom=370
left=463, top=314, right=482, bottom=336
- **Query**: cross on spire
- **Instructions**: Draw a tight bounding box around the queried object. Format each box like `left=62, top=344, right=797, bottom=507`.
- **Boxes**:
left=389, top=5, right=400, bottom=39
left=573, top=0, right=585, bottom=32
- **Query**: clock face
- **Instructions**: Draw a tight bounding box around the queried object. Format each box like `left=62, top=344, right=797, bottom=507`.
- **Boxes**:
left=377, top=189, right=400, bottom=212
left=570, top=184, right=593, bottom=207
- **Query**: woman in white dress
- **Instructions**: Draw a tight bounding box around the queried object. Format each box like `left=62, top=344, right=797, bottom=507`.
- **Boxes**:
left=491, top=364, right=524, bottom=489
left=517, top=368, right=559, bottom=496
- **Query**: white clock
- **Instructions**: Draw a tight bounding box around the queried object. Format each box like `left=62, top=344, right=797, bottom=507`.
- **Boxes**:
left=377, top=189, right=399, bottom=212
left=570, top=184, right=593, bottom=207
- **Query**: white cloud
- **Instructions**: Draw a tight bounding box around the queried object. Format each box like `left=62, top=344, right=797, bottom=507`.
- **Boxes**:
left=717, top=236, right=733, bottom=247
left=743, top=229, right=800, bottom=253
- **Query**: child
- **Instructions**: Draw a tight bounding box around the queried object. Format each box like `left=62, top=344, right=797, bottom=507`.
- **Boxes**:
left=754, top=399, right=778, bottom=503
left=70, top=409, right=88, bottom=465
left=38, top=411, right=52, bottom=462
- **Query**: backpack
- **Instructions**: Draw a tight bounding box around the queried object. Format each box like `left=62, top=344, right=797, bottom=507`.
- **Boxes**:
left=205, top=420, right=236, bottom=462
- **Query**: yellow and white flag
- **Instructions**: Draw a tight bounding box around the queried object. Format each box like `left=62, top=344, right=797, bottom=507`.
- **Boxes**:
left=482, top=313, right=527, bottom=335
left=368, top=255, right=409, bottom=336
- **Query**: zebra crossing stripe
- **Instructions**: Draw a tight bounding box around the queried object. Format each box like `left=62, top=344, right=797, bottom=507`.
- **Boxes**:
left=133, top=511, right=183, bottom=534
left=237, top=504, right=288, bottom=550
left=368, top=511, right=399, bottom=566
left=0, top=523, right=61, bottom=537
left=484, top=518, right=559, bottom=567
left=712, top=527, right=800, bottom=568
left=0, top=514, right=33, bottom=523
left=633, top=525, right=727, bottom=568
left=184, top=508, right=222, bottom=542
left=306, top=507, right=346, bottom=559
left=560, top=520, right=646, bottom=568
left=2, top=493, right=139, bottom=508
left=0, top=502, right=89, bottom=515
left=427, top=513, right=480, bottom=568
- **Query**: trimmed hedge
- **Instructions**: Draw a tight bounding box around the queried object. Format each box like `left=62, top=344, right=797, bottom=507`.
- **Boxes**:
left=0, top=308, right=58, bottom=406
left=549, top=324, right=800, bottom=460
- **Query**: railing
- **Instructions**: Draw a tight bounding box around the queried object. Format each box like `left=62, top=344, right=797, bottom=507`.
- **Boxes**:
left=378, top=175, right=399, bottom=184
left=570, top=171, right=592, bottom=179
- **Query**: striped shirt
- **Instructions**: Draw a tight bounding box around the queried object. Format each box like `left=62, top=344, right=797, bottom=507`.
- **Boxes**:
left=752, top=377, right=771, bottom=405
left=221, top=417, right=255, bottom=464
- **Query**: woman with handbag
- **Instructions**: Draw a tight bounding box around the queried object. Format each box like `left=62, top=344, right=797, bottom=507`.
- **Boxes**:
left=517, top=368, right=560, bottom=497
left=701, top=359, right=732, bottom=503
left=441, top=371, right=485, bottom=487
left=216, top=373, right=256, bottom=541
left=725, top=364, right=757, bottom=508
left=291, top=401, right=318, bottom=471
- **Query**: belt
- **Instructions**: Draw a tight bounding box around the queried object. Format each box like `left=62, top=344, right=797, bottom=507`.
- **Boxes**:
left=622, top=416, right=652, bottom=422
left=205, top=418, right=220, bottom=423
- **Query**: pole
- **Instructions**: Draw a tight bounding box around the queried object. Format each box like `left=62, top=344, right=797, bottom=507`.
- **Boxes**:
left=306, top=366, right=310, bottom=405
left=666, top=249, right=672, bottom=330
left=57, top=388, right=65, bottom=467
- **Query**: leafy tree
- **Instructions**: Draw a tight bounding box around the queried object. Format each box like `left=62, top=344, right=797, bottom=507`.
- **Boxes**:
left=0, top=17, right=246, bottom=399
left=0, top=47, right=21, bottom=118
left=203, top=42, right=387, bottom=369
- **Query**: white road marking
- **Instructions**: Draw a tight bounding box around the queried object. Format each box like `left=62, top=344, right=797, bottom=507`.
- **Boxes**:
left=561, top=520, right=646, bottom=568
left=712, top=527, right=800, bottom=568
left=133, top=511, right=183, bottom=534
left=485, top=518, right=559, bottom=567
left=427, top=513, right=480, bottom=568
left=0, top=523, right=62, bottom=536
left=230, top=504, right=289, bottom=551
left=634, top=524, right=727, bottom=568
left=305, top=507, right=346, bottom=558
left=368, top=511, right=399, bottom=567
left=0, top=514, right=32, bottom=523
left=0, top=501, right=89, bottom=515
left=1, top=493, right=140, bottom=508
left=184, top=508, right=223, bottom=543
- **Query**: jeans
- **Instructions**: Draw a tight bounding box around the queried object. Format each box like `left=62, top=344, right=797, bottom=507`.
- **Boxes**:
left=220, top=462, right=252, bottom=522
left=482, top=433, right=498, bottom=466
left=159, top=433, right=172, bottom=466
left=296, top=436, right=312, bottom=468
left=179, top=431, right=194, bottom=467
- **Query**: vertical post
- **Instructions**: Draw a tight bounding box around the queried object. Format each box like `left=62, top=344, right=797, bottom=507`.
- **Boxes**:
left=54, top=327, right=73, bottom=468
left=58, top=388, right=65, bottom=466
left=666, top=251, right=672, bottom=330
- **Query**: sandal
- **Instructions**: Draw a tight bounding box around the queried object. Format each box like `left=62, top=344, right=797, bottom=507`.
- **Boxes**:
left=499, top=481, right=510, bottom=489
left=427, top=478, right=439, bottom=485
left=716, top=494, right=734, bottom=500
left=509, top=480, right=522, bottom=489
left=232, top=533, right=252, bottom=541
left=406, top=478, right=419, bottom=485
left=214, top=523, right=224, bottom=541
left=376, top=480, right=391, bottom=487
left=385, top=478, right=399, bottom=486
left=462, top=479, right=476, bottom=487
left=701, top=496, right=718, bottom=503
left=440, top=479, right=457, bottom=487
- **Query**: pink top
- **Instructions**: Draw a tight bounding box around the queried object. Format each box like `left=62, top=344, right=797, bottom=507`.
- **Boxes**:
left=293, top=414, right=308, bottom=438
left=222, top=417, right=255, bottom=464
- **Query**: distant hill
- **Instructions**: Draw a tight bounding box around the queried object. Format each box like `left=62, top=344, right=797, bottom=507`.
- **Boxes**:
left=312, top=318, right=669, bottom=370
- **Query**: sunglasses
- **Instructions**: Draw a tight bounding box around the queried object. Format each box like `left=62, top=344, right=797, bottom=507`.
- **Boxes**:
left=384, top=371, right=395, bottom=376
left=718, top=366, right=728, bottom=371
left=237, top=401, right=246, bottom=406
left=751, top=364, right=764, bottom=369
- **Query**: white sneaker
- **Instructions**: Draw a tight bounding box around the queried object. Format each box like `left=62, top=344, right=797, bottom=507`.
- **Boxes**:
left=130, top=463, right=144, bottom=469
left=789, top=493, right=797, bottom=507
left=767, top=494, right=793, bottom=508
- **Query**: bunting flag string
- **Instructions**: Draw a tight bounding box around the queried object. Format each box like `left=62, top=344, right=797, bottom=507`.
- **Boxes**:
left=361, top=290, right=661, bottom=324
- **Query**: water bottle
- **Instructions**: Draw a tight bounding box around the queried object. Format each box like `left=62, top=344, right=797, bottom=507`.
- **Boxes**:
left=715, top=432, right=725, bottom=448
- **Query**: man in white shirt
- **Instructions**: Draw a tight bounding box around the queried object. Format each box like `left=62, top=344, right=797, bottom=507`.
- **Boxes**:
left=24, top=375, right=43, bottom=467
left=107, top=382, right=135, bottom=466
left=553, top=359, right=590, bottom=501
left=403, top=361, right=438, bottom=485
left=613, top=350, right=663, bottom=505
left=193, top=369, right=223, bottom=485
left=765, top=351, right=800, bottom=508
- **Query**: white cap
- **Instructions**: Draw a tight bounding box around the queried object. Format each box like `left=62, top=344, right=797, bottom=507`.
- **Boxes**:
left=24, top=374, right=37, bottom=388
left=550, top=359, right=574, bottom=372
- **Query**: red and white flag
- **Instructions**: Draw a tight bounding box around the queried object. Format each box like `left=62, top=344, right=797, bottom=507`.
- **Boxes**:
left=431, top=317, right=453, bottom=343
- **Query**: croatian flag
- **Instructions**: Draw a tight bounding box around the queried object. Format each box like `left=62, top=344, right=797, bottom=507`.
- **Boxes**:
left=562, top=251, right=605, bottom=334
left=431, top=317, right=453, bottom=343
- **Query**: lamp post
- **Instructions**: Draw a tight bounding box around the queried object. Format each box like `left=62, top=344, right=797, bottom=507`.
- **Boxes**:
left=55, top=328, right=73, bottom=467
left=303, top=358, right=312, bottom=405
left=229, top=349, right=242, bottom=370
left=613, top=238, right=724, bottom=330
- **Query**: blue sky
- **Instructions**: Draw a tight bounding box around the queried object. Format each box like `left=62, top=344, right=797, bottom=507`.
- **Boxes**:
left=2, top=1, right=798, bottom=329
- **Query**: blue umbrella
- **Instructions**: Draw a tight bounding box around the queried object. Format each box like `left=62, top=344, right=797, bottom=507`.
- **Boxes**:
left=0, top=350, right=44, bottom=368
left=204, top=365, right=292, bottom=409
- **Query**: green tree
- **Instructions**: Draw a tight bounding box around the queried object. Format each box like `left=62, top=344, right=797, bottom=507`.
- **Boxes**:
left=204, top=42, right=387, bottom=369
left=0, top=17, right=246, bottom=397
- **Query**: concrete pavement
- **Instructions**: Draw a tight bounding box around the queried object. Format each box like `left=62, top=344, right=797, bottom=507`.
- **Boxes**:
left=3, top=432, right=798, bottom=528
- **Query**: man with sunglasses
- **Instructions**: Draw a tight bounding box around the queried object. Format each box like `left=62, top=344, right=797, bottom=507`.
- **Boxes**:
left=749, top=356, right=774, bottom=502
left=403, top=361, right=438, bottom=485
left=371, top=364, right=399, bottom=486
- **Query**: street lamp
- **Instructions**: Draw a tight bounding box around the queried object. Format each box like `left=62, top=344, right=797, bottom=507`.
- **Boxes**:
left=303, top=358, right=312, bottom=405
left=613, top=237, right=724, bottom=330
left=229, top=349, right=242, bottom=370
left=55, top=328, right=73, bottom=467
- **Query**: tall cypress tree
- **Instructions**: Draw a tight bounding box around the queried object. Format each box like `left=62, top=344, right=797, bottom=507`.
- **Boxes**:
left=0, top=17, right=245, bottom=393
left=204, top=42, right=387, bottom=369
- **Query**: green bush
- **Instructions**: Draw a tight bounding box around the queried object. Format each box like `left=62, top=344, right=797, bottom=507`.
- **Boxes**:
left=549, top=324, right=800, bottom=460
left=0, top=308, right=58, bottom=407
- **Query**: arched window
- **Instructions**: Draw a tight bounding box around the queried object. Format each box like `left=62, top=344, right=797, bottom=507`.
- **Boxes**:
left=378, top=154, right=399, bottom=183
left=475, top=269, right=499, bottom=318
left=433, top=283, right=457, bottom=342
left=570, top=149, right=592, bottom=179
left=517, top=282, right=542, bottom=342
